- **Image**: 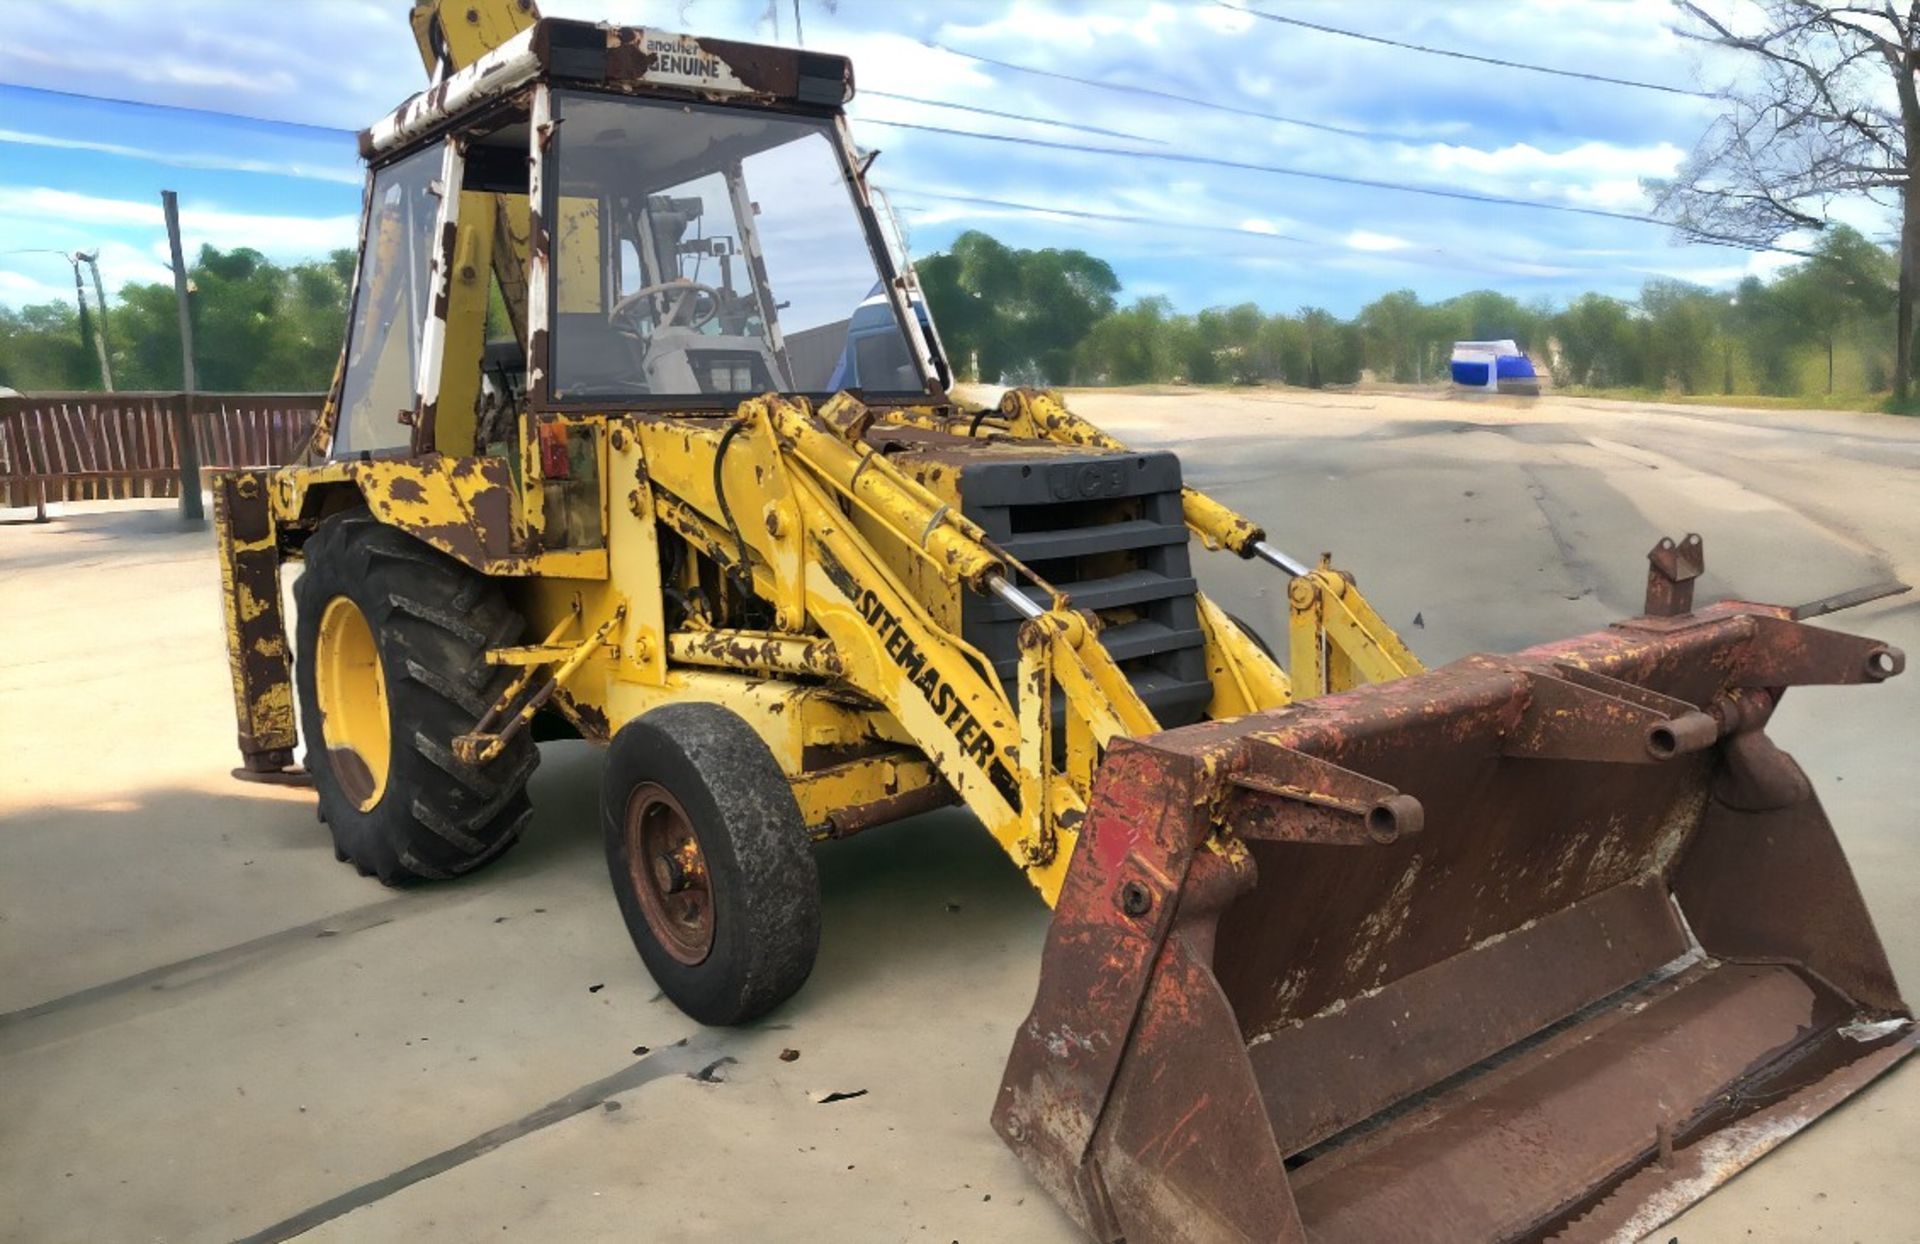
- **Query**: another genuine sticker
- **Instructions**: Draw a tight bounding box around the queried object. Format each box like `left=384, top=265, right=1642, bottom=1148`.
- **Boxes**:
left=643, top=33, right=748, bottom=92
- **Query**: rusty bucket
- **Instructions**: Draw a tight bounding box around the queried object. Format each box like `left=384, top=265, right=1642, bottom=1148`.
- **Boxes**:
left=997, top=596, right=1912, bottom=1242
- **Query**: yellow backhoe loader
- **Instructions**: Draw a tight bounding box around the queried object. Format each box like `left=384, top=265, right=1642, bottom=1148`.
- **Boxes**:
left=210, top=3, right=1914, bottom=1239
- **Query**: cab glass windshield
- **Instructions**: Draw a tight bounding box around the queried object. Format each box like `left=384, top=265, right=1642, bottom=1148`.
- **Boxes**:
left=548, top=91, right=923, bottom=401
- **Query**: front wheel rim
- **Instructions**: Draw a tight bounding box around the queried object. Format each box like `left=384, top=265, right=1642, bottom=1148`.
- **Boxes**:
left=625, top=783, right=715, bottom=965
left=314, top=595, right=392, bottom=812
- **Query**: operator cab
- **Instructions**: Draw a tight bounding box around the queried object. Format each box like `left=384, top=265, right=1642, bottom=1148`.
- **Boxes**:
left=326, top=19, right=948, bottom=461
left=549, top=92, right=919, bottom=402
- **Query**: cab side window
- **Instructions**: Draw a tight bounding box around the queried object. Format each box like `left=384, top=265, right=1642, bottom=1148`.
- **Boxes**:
left=333, top=145, right=441, bottom=458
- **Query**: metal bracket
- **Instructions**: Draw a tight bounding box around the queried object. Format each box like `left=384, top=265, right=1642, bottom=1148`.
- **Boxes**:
left=1506, top=666, right=1718, bottom=764
left=455, top=605, right=619, bottom=764
left=1735, top=613, right=1905, bottom=688
left=1644, top=533, right=1705, bottom=617
left=1224, top=739, right=1423, bottom=845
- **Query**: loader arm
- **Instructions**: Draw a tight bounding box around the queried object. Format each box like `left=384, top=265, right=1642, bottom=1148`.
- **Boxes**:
left=614, top=393, right=1186, bottom=904
left=911, top=387, right=1424, bottom=698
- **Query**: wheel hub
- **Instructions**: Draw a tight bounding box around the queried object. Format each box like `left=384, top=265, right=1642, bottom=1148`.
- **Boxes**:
left=626, top=783, right=714, bottom=965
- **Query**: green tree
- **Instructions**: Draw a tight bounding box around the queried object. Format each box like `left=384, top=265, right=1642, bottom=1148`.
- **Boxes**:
left=1727, top=276, right=1797, bottom=395
left=916, top=230, right=1116, bottom=385
left=1640, top=279, right=1720, bottom=393
left=1769, top=224, right=1895, bottom=394
left=1552, top=294, right=1642, bottom=388
left=1298, top=307, right=1360, bottom=388
left=1076, top=296, right=1179, bottom=385
left=1450, top=289, right=1543, bottom=351
left=0, top=245, right=358, bottom=393
left=1359, top=290, right=1425, bottom=382
left=0, top=302, right=95, bottom=390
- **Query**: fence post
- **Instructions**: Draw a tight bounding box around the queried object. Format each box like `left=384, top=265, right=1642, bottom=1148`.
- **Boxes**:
left=162, top=190, right=205, bottom=524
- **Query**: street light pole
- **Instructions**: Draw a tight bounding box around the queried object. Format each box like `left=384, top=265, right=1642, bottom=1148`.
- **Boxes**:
left=74, top=250, right=113, bottom=391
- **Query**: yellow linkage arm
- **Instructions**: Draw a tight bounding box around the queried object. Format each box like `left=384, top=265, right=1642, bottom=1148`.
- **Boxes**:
left=1287, top=561, right=1423, bottom=699
left=767, top=395, right=1184, bottom=903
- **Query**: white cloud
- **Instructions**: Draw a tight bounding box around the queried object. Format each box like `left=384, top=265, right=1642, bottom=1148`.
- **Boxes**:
left=0, top=185, right=358, bottom=305
left=940, top=2, right=1186, bottom=50
left=1233, top=68, right=1275, bottom=100
left=0, top=128, right=359, bottom=186
left=4, top=42, right=296, bottom=97
left=1196, top=3, right=1258, bottom=36
left=0, top=268, right=74, bottom=307
left=177, top=208, right=359, bottom=255
left=1410, top=140, right=1686, bottom=181
left=1561, top=179, right=1657, bottom=210
left=831, top=33, right=997, bottom=97
left=0, top=186, right=357, bottom=252
left=1345, top=229, right=1412, bottom=252
left=0, top=187, right=158, bottom=229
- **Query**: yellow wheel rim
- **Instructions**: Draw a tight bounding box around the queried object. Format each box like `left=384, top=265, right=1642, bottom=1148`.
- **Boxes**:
left=315, top=595, right=392, bottom=812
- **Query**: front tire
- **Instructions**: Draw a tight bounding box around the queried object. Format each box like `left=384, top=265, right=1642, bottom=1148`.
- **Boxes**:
left=602, top=703, right=820, bottom=1025
left=294, top=509, right=537, bottom=884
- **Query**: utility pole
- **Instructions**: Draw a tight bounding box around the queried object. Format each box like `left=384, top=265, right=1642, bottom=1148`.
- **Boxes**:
left=65, top=254, right=111, bottom=391
left=161, top=190, right=205, bottom=523
left=74, top=250, right=113, bottom=391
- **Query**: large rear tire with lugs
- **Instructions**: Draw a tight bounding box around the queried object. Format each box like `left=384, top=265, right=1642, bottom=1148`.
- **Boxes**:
left=294, top=508, right=538, bottom=885
left=602, top=703, right=820, bottom=1025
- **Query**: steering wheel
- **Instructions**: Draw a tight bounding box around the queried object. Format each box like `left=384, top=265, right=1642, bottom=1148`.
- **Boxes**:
left=609, top=280, right=723, bottom=336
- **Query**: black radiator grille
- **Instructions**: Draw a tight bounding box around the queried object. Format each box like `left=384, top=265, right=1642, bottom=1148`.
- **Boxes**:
left=959, top=450, right=1212, bottom=729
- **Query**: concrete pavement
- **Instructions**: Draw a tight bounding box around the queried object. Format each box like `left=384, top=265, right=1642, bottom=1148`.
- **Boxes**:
left=3, top=386, right=1915, bottom=1242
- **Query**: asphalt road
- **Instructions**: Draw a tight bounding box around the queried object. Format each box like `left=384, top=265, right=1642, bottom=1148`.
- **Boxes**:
left=2, top=386, right=1915, bottom=1242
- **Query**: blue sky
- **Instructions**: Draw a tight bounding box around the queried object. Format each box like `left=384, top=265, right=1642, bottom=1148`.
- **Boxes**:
left=0, top=0, right=1867, bottom=318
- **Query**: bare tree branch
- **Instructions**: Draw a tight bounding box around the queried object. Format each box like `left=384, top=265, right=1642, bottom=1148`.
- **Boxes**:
left=1661, top=0, right=1919, bottom=392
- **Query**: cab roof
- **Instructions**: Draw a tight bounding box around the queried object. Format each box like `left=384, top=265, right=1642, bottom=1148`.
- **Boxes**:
left=361, top=17, right=855, bottom=159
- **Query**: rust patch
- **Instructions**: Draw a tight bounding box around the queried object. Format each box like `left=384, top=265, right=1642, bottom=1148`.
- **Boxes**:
left=213, top=471, right=297, bottom=770
left=329, top=745, right=377, bottom=808
left=387, top=476, right=428, bottom=504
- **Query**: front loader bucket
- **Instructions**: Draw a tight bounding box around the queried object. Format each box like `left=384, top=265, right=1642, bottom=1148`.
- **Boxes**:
left=998, top=600, right=1913, bottom=1243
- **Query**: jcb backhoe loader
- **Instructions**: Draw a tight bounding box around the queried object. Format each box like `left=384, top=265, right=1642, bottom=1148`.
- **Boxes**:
left=210, top=4, right=1914, bottom=1239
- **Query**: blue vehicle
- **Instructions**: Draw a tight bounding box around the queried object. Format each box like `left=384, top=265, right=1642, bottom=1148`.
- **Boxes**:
left=829, top=282, right=933, bottom=391
left=1450, top=339, right=1541, bottom=395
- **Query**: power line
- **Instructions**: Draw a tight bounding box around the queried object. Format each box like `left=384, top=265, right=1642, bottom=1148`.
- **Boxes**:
left=928, top=42, right=1421, bottom=143
left=6, top=69, right=1812, bottom=262
left=861, top=90, right=1165, bottom=145
left=0, top=79, right=357, bottom=136
left=0, top=73, right=1163, bottom=151
left=887, top=189, right=1658, bottom=280
left=1224, top=3, right=1711, bottom=99
left=888, top=190, right=1308, bottom=244
left=860, top=117, right=1805, bottom=255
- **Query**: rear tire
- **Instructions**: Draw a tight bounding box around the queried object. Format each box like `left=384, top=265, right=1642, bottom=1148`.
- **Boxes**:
left=294, top=509, right=537, bottom=884
left=602, top=703, right=820, bottom=1025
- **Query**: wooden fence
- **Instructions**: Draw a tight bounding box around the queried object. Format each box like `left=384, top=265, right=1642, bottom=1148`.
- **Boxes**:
left=0, top=391, right=325, bottom=515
